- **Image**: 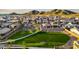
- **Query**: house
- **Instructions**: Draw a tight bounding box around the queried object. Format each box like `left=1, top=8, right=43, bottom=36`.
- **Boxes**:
left=42, top=17, right=48, bottom=23
left=53, top=16, right=60, bottom=20
left=0, top=16, right=6, bottom=22
left=7, top=20, right=19, bottom=23
left=1, top=23, right=12, bottom=28
left=40, top=24, right=47, bottom=31
left=9, top=15, right=20, bottom=20
left=0, top=28, right=11, bottom=35
left=10, top=23, right=20, bottom=29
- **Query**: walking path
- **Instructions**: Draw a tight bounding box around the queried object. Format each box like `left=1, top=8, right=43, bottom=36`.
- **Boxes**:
left=64, top=28, right=79, bottom=39
left=0, top=30, right=40, bottom=44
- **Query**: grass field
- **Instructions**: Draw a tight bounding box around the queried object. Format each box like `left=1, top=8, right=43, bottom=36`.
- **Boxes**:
left=9, top=30, right=31, bottom=39
left=9, top=31, right=70, bottom=48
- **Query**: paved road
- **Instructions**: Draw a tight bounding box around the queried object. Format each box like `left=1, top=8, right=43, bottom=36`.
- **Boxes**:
left=59, top=31, right=77, bottom=49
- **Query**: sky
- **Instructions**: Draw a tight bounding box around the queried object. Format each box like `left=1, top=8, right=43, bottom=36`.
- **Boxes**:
left=0, top=9, right=79, bottom=14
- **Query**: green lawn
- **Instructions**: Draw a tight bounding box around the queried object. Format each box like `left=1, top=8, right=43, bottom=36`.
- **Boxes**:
left=9, top=30, right=31, bottom=39
left=9, top=31, right=70, bottom=48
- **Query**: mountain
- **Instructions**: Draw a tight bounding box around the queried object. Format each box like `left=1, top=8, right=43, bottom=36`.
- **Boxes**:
left=50, top=9, right=77, bottom=15
left=6, top=9, right=78, bottom=15
left=10, top=12, right=18, bottom=15
left=9, top=12, right=23, bottom=15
